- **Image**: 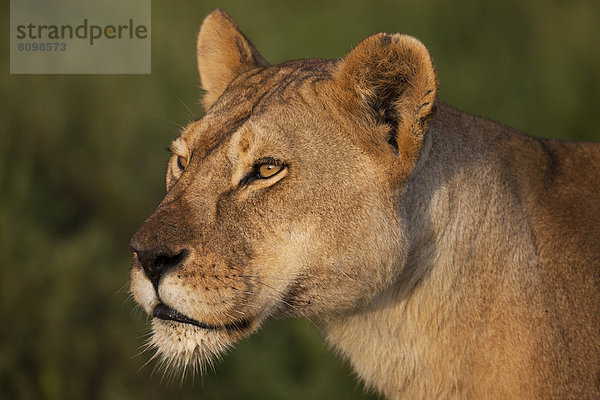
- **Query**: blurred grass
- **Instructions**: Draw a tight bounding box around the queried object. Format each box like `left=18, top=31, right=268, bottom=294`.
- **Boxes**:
left=1, top=0, right=599, bottom=399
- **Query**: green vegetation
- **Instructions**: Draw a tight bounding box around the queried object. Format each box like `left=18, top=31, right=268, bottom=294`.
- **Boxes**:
left=2, top=1, right=599, bottom=399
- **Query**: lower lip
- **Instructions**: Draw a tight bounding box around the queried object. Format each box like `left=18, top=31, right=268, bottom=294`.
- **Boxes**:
left=153, top=303, right=250, bottom=332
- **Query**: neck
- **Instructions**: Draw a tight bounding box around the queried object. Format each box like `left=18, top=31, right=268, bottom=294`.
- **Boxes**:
left=323, top=102, right=543, bottom=399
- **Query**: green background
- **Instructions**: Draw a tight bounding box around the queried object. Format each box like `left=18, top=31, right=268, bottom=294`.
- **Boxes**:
left=2, top=1, right=599, bottom=399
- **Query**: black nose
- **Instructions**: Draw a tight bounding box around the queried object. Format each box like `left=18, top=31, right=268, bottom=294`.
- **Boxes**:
left=131, top=245, right=188, bottom=290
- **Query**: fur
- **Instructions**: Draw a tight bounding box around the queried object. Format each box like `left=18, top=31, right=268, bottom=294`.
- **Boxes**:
left=130, top=9, right=600, bottom=399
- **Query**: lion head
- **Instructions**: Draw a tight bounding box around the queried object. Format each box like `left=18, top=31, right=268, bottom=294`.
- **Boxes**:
left=130, top=8, right=436, bottom=373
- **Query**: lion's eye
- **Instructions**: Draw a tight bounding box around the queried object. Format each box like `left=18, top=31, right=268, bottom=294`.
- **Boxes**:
left=240, top=159, right=286, bottom=186
left=177, top=156, right=188, bottom=170
left=258, top=163, right=283, bottom=179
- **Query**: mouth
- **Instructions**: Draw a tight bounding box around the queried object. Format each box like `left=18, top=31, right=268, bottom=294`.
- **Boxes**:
left=153, top=303, right=251, bottom=332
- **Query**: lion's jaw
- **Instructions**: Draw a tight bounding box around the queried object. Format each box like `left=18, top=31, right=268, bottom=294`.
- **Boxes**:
left=129, top=257, right=246, bottom=372
left=129, top=227, right=313, bottom=372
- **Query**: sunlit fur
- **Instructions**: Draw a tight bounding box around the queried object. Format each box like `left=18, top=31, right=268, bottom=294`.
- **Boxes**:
left=148, top=320, right=231, bottom=377
left=130, top=9, right=600, bottom=399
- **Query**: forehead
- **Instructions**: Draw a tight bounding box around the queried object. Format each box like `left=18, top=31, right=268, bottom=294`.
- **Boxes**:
left=180, top=59, right=337, bottom=151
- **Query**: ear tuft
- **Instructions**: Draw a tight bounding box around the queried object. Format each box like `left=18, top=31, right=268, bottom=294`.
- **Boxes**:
left=197, top=9, right=269, bottom=110
left=335, top=33, right=437, bottom=175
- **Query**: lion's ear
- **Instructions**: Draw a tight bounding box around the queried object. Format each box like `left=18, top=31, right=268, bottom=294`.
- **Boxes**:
left=335, top=33, right=437, bottom=176
left=197, top=9, right=269, bottom=110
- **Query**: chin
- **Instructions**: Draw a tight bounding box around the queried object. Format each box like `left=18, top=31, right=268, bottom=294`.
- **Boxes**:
left=146, top=299, right=269, bottom=376
left=148, top=318, right=237, bottom=375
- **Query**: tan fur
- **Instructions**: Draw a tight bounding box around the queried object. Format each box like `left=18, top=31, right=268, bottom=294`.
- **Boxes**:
left=130, top=9, right=600, bottom=398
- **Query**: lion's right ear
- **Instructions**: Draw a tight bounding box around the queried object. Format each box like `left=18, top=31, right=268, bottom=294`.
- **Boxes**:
left=197, top=9, right=269, bottom=110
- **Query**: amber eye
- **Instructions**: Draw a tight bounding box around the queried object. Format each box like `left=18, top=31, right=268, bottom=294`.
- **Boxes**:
left=176, top=156, right=187, bottom=170
left=258, top=163, right=283, bottom=179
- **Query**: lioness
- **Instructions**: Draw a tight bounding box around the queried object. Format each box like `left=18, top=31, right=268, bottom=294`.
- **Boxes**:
left=130, top=9, right=600, bottom=399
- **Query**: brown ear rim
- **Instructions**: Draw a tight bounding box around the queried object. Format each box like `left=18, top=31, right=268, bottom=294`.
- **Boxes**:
left=197, top=9, right=269, bottom=110
left=204, top=9, right=269, bottom=68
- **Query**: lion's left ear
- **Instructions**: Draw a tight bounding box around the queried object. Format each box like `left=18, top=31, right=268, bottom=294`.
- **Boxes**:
left=335, top=33, right=437, bottom=178
left=197, top=9, right=269, bottom=110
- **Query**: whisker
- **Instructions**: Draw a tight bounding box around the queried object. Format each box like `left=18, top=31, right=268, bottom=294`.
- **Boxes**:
left=177, top=97, right=197, bottom=123
left=149, top=113, right=185, bottom=130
